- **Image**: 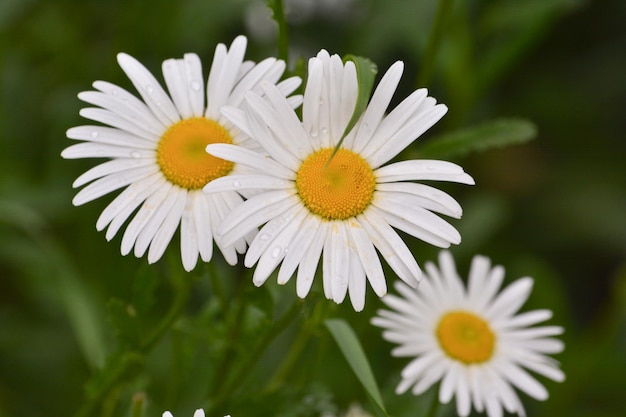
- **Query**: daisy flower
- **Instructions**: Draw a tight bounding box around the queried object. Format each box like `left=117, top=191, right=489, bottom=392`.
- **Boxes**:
left=371, top=250, right=565, bottom=417
left=62, top=36, right=301, bottom=271
left=163, top=410, right=229, bottom=417
left=203, top=50, right=474, bottom=311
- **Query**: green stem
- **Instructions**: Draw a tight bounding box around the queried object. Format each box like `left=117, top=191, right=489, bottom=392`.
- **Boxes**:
left=263, top=296, right=325, bottom=393
left=74, top=266, right=192, bottom=417
left=269, top=0, right=289, bottom=65
left=207, top=298, right=305, bottom=415
left=417, top=0, right=454, bottom=88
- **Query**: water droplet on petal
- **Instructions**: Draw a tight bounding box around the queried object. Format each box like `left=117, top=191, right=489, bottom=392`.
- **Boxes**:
left=271, top=246, right=282, bottom=258
left=130, top=151, right=141, bottom=158
left=145, top=85, right=154, bottom=93
left=233, top=181, right=241, bottom=188
left=259, top=233, right=271, bottom=241
left=427, top=164, right=435, bottom=170
left=111, top=89, right=118, bottom=96
left=91, top=131, right=99, bottom=139
left=319, top=98, right=324, bottom=105
left=321, top=126, right=328, bottom=134
left=310, top=129, right=318, bottom=138
left=190, top=80, right=201, bottom=91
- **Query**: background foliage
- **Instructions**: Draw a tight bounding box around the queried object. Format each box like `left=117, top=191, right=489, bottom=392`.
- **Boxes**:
left=1, top=0, right=625, bottom=416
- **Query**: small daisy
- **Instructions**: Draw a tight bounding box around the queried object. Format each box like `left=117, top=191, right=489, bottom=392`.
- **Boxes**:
left=203, top=50, right=474, bottom=311
left=163, top=410, right=229, bottom=417
left=62, top=36, right=301, bottom=271
left=371, top=250, right=565, bottom=417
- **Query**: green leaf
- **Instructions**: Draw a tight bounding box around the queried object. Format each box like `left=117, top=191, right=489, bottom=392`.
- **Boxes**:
left=326, top=56, right=378, bottom=166
left=418, top=118, right=537, bottom=159
left=325, top=319, right=388, bottom=417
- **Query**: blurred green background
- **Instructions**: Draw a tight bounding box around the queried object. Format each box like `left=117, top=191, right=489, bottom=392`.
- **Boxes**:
left=1, top=0, right=625, bottom=416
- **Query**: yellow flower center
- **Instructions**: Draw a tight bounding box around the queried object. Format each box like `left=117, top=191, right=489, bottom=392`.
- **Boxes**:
left=436, top=311, right=495, bottom=364
left=156, top=117, right=234, bottom=190
left=295, top=148, right=376, bottom=220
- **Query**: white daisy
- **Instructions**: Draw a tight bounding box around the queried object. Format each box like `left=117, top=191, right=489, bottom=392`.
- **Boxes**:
left=371, top=250, right=565, bottom=417
left=203, top=49, right=474, bottom=311
left=163, top=410, right=229, bottom=417
left=62, top=36, right=302, bottom=271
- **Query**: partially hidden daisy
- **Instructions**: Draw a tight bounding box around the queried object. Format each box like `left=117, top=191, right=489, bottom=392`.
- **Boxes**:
left=372, top=250, right=565, bottom=417
left=203, top=49, right=474, bottom=311
left=62, top=36, right=301, bottom=271
left=163, top=410, right=229, bottom=417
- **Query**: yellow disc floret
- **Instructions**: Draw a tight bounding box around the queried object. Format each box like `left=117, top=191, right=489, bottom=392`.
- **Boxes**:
left=295, top=148, right=376, bottom=220
left=436, top=311, right=496, bottom=364
left=157, top=117, right=234, bottom=190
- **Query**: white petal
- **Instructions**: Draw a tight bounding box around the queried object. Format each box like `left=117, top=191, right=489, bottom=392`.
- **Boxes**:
left=148, top=188, right=187, bottom=264
left=277, top=213, right=319, bottom=285
left=204, top=174, right=291, bottom=194
left=218, top=190, right=297, bottom=248
left=352, top=61, right=404, bottom=154
left=95, top=174, right=161, bottom=231
left=78, top=108, right=159, bottom=141
left=78, top=91, right=165, bottom=136
left=162, top=58, right=194, bottom=119
left=358, top=208, right=421, bottom=287
left=473, top=263, right=505, bottom=311
left=374, top=192, right=461, bottom=244
left=501, top=362, right=549, bottom=400
left=296, top=219, right=327, bottom=298
left=360, top=88, right=427, bottom=158
left=259, top=81, right=314, bottom=159
left=252, top=207, right=307, bottom=286
left=376, top=182, right=463, bottom=218
left=502, top=309, right=553, bottom=329
left=62, top=142, right=155, bottom=160
left=117, top=53, right=180, bottom=126
left=92, top=80, right=159, bottom=124
left=72, top=165, right=158, bottom=206
left=72, top=158, right=153, bottom=188
left=245, top=204, right=303, bottom=268
left=206, top=36, right=247, bottom=118
left=181, top=192, right=201, bottom=271
left=228, top=58, right=280, bottom=106
left=373, top=202, right=455, bottom=248
left=205, top=143, right=295, bottom=180
left=133, top=185, right=181, bottom=257
left=66, top=125, right=155, bottom=148
left=328, top=222, right=350, bottom=304
left=376, top=160, right=475, bottom=185
left=302, top=58, right=324, bottom=148
left=347, top=249, right=366, bottom=311
left=485, top=277, right=533, bottom=319
left=348, top=219, right=386, bottom=296
left=367, top=104, right=448, bottom=168
left=193, top=191, right=214, bottom=263
left=243, top=93, right=302, bottom=170
left=102, top=176, right=166, bottom=239
left=120, top=182, right=173, bottom=256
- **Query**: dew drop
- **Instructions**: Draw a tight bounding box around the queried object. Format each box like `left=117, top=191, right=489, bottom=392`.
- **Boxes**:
left=130, top=151, right=141, bottom=158
left=190, top=80, right=201, bottom=91
left=145, top=85, right=154, bottom=93
left=111, top=89, right=119, bottom=96
left=310, top=129, right=318, bottom=138
left=321, top=126, right=328, bottom=134
left=427, top=164, right=435, bottom=171
left=259, top=233, right=271, bottom=241
left=91, top=131, right=99, bottom=139
left=271, top=246, right=282, bottom=258
left=233, top=181, right=241, bottom=188
left=319, top=98, right=324, bottom=105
